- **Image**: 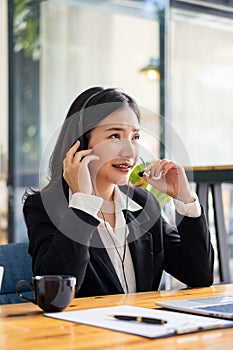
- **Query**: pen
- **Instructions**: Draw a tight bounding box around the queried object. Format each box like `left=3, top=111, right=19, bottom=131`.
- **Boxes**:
left=109, top=315, right=167, bottom=325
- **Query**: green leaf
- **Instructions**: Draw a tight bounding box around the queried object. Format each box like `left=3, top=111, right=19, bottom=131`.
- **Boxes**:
left=130, top=163, right=150, bottom=189
left=130, top=163, right=171, bottom=207
left=150, top=187, right=171, bottom=207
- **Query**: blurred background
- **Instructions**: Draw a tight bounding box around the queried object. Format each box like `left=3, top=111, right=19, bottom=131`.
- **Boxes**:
left=0, top=0, right=233, bottom=287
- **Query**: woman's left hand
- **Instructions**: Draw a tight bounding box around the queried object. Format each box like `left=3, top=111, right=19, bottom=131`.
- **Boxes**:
left=142, top=159, right=194, bottom=204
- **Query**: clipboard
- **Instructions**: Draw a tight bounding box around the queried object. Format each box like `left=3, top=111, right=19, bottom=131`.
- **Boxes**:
left=44, top=305, right=233, bottom=339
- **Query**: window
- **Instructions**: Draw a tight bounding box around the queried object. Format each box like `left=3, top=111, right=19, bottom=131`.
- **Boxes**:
left=6, top=0, right=165, bottom=242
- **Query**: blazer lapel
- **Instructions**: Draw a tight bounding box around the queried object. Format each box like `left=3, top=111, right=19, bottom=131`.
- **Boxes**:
left=89, top=230, right=124, bottom=293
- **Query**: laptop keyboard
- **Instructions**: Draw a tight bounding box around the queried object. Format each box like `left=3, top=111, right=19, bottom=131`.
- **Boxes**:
left=197, top=303, right=233, bottom=313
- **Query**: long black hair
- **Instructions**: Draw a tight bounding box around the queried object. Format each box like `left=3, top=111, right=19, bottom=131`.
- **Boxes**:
left=43, top=86, right=140, bottom=192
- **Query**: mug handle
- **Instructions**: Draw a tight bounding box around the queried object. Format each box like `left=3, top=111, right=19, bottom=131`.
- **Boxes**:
left=16, top=280, right=36, bottom=304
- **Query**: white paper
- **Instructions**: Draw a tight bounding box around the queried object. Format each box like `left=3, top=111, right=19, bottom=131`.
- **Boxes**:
left=44, top=305, right=233, bottom=338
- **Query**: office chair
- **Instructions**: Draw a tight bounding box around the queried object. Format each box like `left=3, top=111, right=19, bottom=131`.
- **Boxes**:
left=0, top=242, right=33, bottom=304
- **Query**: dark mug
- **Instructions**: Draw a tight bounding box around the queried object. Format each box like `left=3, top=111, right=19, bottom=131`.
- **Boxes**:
left=16, top=275, right=76, bottom=312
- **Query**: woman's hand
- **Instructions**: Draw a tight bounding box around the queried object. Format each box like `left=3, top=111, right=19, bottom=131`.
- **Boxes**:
left=63, top=140, right=100, bottom=194
left=142, top=159, right=194, bottom=204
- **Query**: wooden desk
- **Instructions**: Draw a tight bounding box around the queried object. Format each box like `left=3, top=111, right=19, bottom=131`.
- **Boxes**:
left=1, top=284, right=233, bottom=350
left=185, top=165, right=233, bottom=283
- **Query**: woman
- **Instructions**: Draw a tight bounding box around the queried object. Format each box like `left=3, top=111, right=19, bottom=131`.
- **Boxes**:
left=23, top=86, right=214, bottom=297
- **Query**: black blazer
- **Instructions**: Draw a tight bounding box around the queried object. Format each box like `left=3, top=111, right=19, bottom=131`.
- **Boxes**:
left=23, top=185, right=214, bottom=297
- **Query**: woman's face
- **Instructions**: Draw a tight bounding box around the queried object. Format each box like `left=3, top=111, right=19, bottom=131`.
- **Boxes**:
left=88, top=107, right=140, bottom=187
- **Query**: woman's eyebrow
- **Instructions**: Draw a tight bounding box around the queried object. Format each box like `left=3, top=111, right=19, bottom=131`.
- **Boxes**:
left=104, top=127, right=140, bottom=132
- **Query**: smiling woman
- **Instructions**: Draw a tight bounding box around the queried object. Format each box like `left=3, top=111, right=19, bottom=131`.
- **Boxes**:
left=23, top=86, right=214, bottom=297
left=87, top=108, right=140, bottom=191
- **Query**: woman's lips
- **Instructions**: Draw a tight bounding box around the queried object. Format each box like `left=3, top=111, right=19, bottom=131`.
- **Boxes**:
left=112, top=163, right=133, bottom=172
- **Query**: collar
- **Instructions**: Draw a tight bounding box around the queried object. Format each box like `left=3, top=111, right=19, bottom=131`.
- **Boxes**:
left=114, top=186, right=142, bottom=212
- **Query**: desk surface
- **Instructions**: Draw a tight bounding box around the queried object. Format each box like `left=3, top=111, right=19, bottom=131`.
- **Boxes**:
left=1, top=284, right=233, bottom=350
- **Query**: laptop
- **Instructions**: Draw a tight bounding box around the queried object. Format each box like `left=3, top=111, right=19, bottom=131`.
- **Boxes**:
left=156, top=295, right=233, bottom=320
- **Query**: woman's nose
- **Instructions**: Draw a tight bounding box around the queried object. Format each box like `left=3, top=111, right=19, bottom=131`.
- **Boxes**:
left=119, top=139, right=137, bottom=158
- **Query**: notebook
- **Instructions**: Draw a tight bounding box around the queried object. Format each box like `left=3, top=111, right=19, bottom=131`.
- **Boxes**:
left=156, top=295, right=233, bottom=320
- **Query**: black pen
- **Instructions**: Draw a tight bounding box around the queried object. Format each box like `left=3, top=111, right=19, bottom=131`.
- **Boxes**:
left=109, top=315, right=167, bottom=325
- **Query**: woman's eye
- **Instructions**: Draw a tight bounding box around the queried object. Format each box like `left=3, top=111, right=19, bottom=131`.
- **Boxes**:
left=110, top=134, right=120, bottom=139
left=133, top=134, right=140, bottom=140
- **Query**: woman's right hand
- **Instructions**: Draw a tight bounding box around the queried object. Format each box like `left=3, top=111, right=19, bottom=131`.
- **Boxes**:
left=63, top=140, right=100, bottom=194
